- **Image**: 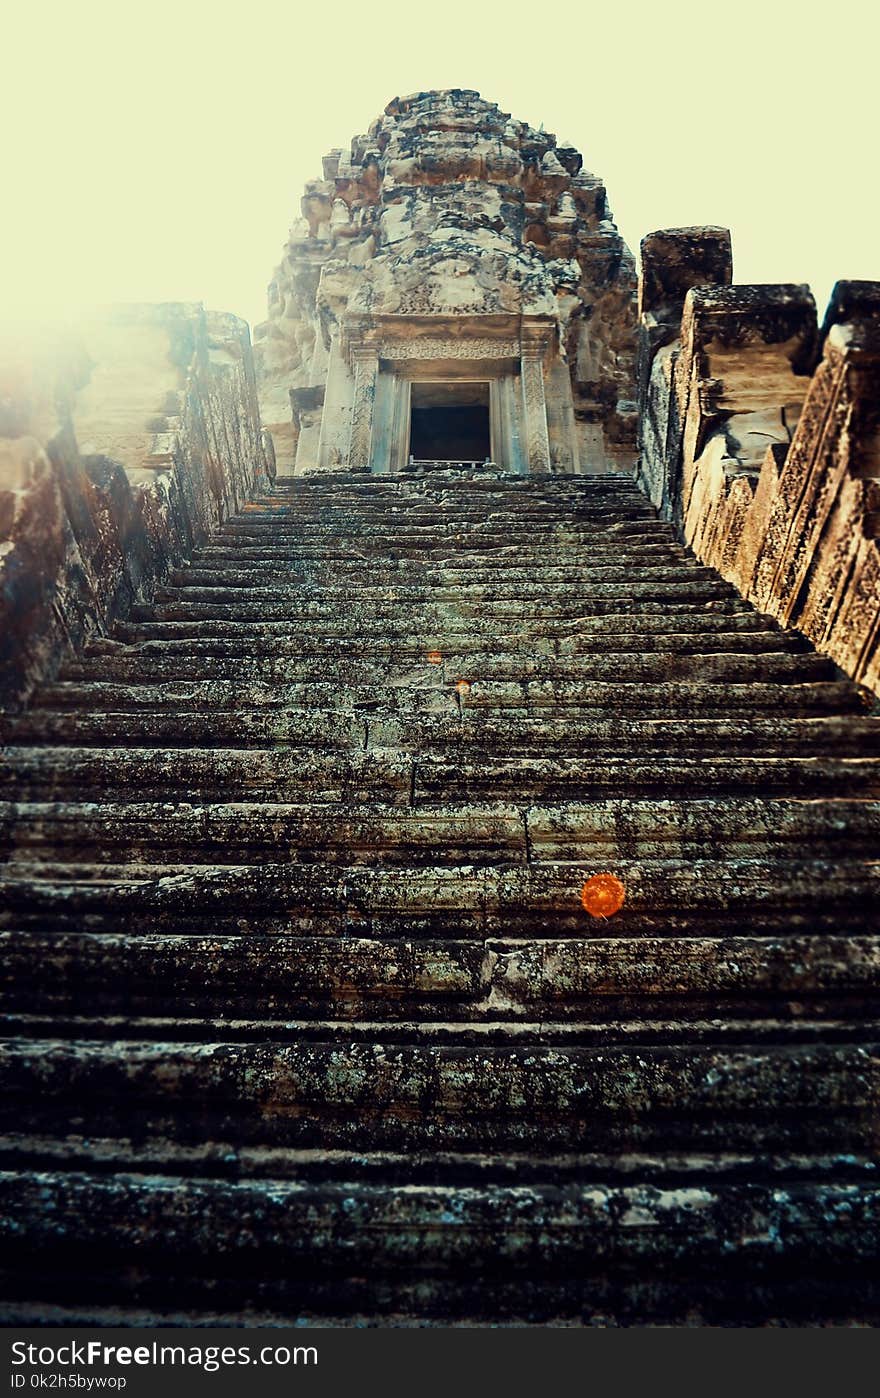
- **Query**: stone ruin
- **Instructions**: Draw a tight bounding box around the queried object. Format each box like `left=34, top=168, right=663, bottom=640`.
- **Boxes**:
left=255, top=89, right=639, bottom=478
left=0, top=89, right=879, bottom=1327
left=636, top=229, right=880, bottom=693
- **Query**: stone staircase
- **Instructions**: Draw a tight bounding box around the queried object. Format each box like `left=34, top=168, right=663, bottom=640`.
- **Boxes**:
left=1, top=470, right=879, bottom=1326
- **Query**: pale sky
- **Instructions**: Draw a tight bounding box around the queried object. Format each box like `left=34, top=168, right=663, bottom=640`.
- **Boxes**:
left=4, top=0, right=877, bottom=334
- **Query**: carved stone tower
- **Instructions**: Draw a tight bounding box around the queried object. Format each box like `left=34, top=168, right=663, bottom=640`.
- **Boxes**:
left=255, top=90, right=639, bottom=476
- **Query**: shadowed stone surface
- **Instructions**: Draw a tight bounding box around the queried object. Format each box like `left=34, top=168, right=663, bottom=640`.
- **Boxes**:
left=1, top=470, right=879, bottom=1325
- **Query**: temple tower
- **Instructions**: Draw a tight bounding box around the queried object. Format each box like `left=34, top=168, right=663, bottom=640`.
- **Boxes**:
left=255, top=90, right=639, bottom=476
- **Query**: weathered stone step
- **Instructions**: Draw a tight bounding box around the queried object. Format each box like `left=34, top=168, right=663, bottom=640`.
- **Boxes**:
left=4, top=1168, right=876, bottom=1325
left=262, top=479, right=647, bottom=495
left=383, top=713, right=880, bottom=756
left=0, top=1035, right=876, bottom=1152
left=224, top=498, right=656, bottom=517
left=81, top=629, right=807, bottom=663
left=170, top=562, right=706, bottom=588
left=231, top=509, right=660, bottom=529
left=271, top=472, right=641, bottom=490
left=6, top=747, right=878, bottom=804
left=3, top=932, right=877, bottom=1021
left=414, top=754, right=880, bottom=799
left=28, top=680, right=455, bottom=714
left=6, top=711, right=876, bottom=755
left=151, top=578, right=738, bottom=606
left=0, top=748, right=410, bottom=802
left=6, top=1134, right=877, bottom=1184
left=219, top=507, right=667, bottom=524
left=0, top=709, right=361, bottom=749
left=263, top=499, right=647, bottom=515
left=2, top=859, right=878, bottom=939
left=56, top=651, right=832, bottom=688
left=0, top=801, right=527, bottom=864
left=138, top=596, right=759, bottom=624
left=2, top=1013, right=874, bottom=1048
left=192, top=541, right=693, bottom=564
left=27, top=679, right=868, bottom=717
left=4, top=798, right=877, bottom=867
left=258, top=481, right=647, bottom=496
left=114, top=610, right=778, bottom=642
left=458, top=679, right=866, bottom=715
left=215, top=522, right=673, bottom=543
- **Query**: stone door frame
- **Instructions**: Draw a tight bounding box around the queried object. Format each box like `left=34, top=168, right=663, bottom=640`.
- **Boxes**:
left=342, top=315, right=558, bottom=476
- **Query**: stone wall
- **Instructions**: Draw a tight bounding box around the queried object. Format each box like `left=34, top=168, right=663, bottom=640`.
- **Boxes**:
left=636, top=230, right=880, bottom=695
left=0, top=304, right=272, bottom=710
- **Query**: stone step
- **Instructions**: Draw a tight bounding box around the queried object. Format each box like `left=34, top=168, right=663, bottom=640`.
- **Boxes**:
left=137, top=597, right=763, bottom=624
left=151, top=578, right=738, bottom=606
left=26, top=679, right=868, bottom=717
left=230, top=507, right=660, bottom=526
left=2, top=751, right=878, bottom=803
left=56, top=651, right=832, bottom=688
left=81, top=629, right=808, bottom=663
left=170, top=562, right=708, bottom=588
left=6, top=1134, right=877, bottom=1184
left=414, top=754, right=880, bottom=799
left=214, top=522, right=674, bottom=543
left=247, top=482, right=646, bottom=497
left=192, top=541, right=694, bottom=563
left=4, top=1166, right=877, bottom=1326
left=0, top=748, right=411, bottom=802
left=224, top=497, right=655, bottom=514
left=2, top=859, right=878, bottom=939
left=2, top=1014, right=874, bottom=1049
left=113, top=610, right=779, bottom=642
left=387, top=712, right=880, bottom=754
left=458, top=679, right=863, bottom=715
left=0, top=1033, right=876, bottom=1152
left=270, top=472, right=639, bottom=489
left=218, top=505, right=666, bottom=521
left=5, top=712, right=876, bottom=755
left=3, top=932, right=878, bottom=1021
left=0, top=709, right=361, bottom=749
left=3, top=798, right=877, bottom=866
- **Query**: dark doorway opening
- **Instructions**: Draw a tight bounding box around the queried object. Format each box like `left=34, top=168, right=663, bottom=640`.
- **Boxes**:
left=409, top=382, right=491, bottom=462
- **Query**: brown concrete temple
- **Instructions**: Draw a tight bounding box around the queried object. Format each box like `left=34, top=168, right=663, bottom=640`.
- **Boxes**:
left=256, top=90, right=638, bottom=478
left=0, top=90, right=878, bottom=1327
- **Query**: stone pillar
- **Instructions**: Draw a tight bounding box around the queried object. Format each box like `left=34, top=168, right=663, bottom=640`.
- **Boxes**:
left=545, top=358, right=579, bottom=474
left=317, top=335, right=354, bottom=470
left=388, top=377, right=412, bottom=475
left=520, top=341, right=552, bottom=474
left=498, top=375, right=526, bottom=475
left=348, top=350, right=378, bottom=469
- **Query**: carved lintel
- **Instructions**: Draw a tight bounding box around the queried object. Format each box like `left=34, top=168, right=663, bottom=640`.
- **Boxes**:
left=348, top=351, right=378, bottom=469
left=378, top=338, right=520, bottom=361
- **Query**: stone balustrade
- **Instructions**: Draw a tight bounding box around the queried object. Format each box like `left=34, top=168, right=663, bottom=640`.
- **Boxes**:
left=0, top=303, right=272, bottom=709
left=636, top=228, right=880, bottom=695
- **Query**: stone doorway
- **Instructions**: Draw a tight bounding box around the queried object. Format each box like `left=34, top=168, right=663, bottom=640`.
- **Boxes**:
left=408, top=381, right=492, bottom=464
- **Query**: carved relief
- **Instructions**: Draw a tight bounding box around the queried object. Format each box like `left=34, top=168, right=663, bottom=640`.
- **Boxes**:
left=521, top=354, right=552, bottom=472
left=348, top=355, right=378, bottom=468
left=380, top=339, right=520, bottom=361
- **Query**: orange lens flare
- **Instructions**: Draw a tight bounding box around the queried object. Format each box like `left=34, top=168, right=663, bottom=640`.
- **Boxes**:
left=455, top=680, right=471, bottom=697
left=426, top=650, right=443, bottom=665
left=580, top=873, right=626, bottom=919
